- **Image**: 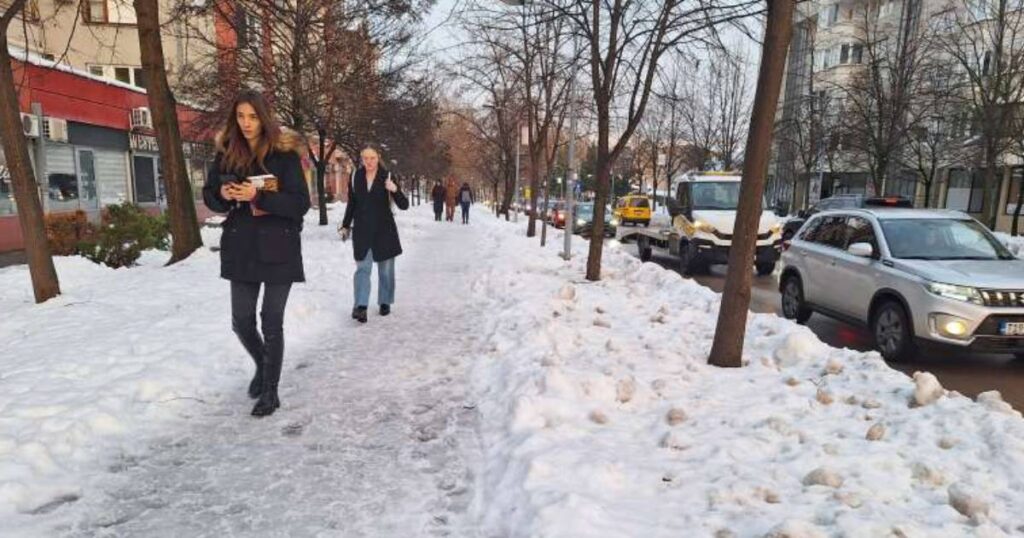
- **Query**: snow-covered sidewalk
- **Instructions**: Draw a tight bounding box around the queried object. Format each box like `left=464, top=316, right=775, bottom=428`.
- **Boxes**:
left=2, top=205, right=484, bottom=537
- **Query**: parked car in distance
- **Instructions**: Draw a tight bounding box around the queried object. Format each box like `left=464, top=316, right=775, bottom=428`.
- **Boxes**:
left=614, top=195, right=652, bottom=226
left=574, top=202, right=617, bottom=238
left=780, top=207, right=1024, bottom=361
left=783, top=195, right=912, bottom=241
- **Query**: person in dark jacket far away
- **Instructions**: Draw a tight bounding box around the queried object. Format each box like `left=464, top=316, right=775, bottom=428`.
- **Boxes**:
left=431, top=180, right=446, bottom=222
left=202, top=89, right=311, bottom=418
left=339, top=147, right=410, bottom=323
left=458, top=182, right=474, bottom=224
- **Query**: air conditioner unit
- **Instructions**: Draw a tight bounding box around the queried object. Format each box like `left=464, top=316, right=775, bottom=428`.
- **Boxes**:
left=130, top=107, right=153, bottom=130
left=44, top=118, right=69, bottom=142
left=20, top=113, right=40, bottom=138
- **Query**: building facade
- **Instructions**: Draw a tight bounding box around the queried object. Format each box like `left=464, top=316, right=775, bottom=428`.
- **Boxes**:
left=770, top=0, right=1024, bottom=234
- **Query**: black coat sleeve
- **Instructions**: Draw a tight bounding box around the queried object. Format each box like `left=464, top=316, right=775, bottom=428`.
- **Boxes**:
left=202, top=154, right=233, bottom=214
left=252, top=152, right=311, bottom=222
left=341, top=173, right=357, bottom=228
left=391, top=187, right=410, bottom=211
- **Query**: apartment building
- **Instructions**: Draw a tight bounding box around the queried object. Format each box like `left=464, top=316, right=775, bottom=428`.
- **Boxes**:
left=770, top=0, right=1024, bottom=233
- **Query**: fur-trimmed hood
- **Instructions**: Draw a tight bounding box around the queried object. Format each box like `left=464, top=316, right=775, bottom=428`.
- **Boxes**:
left=214, top=126, right=306, bottom=156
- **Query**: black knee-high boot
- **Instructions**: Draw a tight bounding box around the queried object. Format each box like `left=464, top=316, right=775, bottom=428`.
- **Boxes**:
left=233, top=324, right=265, bottom=399
left=251, top=333, right=283, bottom=416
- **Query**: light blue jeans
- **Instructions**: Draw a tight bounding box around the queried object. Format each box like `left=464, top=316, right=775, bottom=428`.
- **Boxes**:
left=354, top=249, right=395, bottom=307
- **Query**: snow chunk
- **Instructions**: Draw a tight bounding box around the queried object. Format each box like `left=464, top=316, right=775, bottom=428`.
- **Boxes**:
left=866, top=423, right=886, bottom=441
left=666, top=407, right=688, bottom=426
left=949, top=482, right=991, bottom=520
left=977, top=391, right=1021, bottom=416
left=616, top=377, right=637, bottom=404
left=773, top=332, right=828, bottom=368
left=912, top=372, right=945, bottom=407
left=558, top=284, right=576, bottom=301
left=802, top=467, right=844, bottom=488
left=765, top=520, right=828, bottom=538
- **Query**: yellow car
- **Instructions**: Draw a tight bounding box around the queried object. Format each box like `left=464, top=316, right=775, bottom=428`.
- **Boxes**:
left=614, top=195, right=652, bottom=226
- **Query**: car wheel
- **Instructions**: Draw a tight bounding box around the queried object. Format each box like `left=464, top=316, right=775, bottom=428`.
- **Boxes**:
left=642, top=220, right=650, bottom=227
left=780, top=276, right=812, bottom=324
left=755, top=262, right=776, bottom=276
left=638, top=236, right=652, bottom=262
left=679, top=242, right=707, bottom=276
left=872, top=301, right=915, bottom=362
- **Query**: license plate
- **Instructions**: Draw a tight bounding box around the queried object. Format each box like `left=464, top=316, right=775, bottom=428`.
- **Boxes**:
left=1000, top=322, right=1024, bottom=336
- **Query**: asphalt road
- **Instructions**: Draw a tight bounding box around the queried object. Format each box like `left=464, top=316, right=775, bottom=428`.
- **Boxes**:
left=638, top=248, right=1024, bottom=411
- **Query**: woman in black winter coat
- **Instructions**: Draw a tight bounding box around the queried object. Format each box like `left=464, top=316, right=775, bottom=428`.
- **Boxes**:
left=202, top=89, right=311, bottom=417
left=339, top=147, right=409, bottom=323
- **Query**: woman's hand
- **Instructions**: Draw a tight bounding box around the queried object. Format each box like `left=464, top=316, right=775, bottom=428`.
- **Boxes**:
left=385, top=178, right=398, bottom=193
left=234, top=182, right=258, bottom=202
left=220, top=183, right=237, bottom=200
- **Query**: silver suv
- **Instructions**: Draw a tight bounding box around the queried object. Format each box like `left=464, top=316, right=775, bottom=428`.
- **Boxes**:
left=779, top=208, right=1024, bottom=361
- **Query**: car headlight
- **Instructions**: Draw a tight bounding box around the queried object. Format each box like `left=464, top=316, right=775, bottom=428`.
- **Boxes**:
left=693, top=220, right=717, bottom=234
left=925, top=282, right=984, bottom=305
left=610, top=218, right=620, bottom=226
left=930, top=313, right=972, bottom=340
left=770, top=223, right=783, bottom=236
left=576, top=218, right=586, bottom=226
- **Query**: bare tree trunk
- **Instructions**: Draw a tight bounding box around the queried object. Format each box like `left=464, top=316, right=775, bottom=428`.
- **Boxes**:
left=709, top=0, right=794, bottom=368
left=586, top=133, right=611, bottom=281
left=984, top=147, right=999, bottom=228
left=135, top=0, right=202, bottom=264
left=0, top=0, right=60, bottom=302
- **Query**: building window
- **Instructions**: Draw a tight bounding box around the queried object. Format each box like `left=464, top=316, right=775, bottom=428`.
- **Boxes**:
left=819, top=4, right=839, bottom=28
left=83, top=0, right=106, bottom=23
left=1007, top=167, right=1023, bottom=215
left=851, top=44, right=863, bottom=64
left=946, top=168, right=987, bottom=213
left=840, top=44, right=850, bottom=64
left=114, top=67, right=131, bottom=84
left=87, top=64, right=147, bottom=88
left=83, top=0, right=136, bottom=24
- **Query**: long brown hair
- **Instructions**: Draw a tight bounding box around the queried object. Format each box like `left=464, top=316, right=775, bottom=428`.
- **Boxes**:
left=220, top=89, right=281, bottom=175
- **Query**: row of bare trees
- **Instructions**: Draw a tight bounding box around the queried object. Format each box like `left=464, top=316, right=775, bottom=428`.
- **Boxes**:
left=1, top=0, right=446, bottom=303
left=451, top=0, right=800, bottom=367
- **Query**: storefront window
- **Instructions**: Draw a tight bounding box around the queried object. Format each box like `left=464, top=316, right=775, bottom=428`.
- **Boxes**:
left=77, top=149, right=99, bottom=211
left=133, top=155, right=157, bottom=203
left=0, top=148, right=13, bottom=216
left=48, top=172, right=79, bottom=212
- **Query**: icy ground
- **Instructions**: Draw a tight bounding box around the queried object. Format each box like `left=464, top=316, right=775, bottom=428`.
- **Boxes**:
left=2, top=205, right=483, bottom=537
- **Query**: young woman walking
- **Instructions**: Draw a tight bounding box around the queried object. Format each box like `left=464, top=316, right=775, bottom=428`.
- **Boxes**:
left=202, top=89, right=310, bottom=417
left=339, top=147, right=409, bottom=323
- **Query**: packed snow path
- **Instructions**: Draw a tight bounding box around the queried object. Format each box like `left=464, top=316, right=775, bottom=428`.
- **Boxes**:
left=52, top=211, right=484, bottom=537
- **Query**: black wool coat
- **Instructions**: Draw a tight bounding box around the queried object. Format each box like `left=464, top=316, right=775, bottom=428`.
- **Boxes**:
left=202, top=131, right=311, bottom=284
left=341, top=167, right=409, bottom=262
left=431, top=184, right=446, bottom=203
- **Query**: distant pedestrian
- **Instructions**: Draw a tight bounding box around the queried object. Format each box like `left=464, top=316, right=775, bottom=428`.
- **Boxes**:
left=431, top=181, right=446, bottom=222
left=338, top=146, right=409, bottom=324
left=202, top=89, right=310, bottom=417
left=458, top=182, right=474, bottom=224
left=445, top=177, right=459, bottom=222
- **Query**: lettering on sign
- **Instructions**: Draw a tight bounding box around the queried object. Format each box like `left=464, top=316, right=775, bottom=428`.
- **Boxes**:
left=130, top=134, right=160, bottom=152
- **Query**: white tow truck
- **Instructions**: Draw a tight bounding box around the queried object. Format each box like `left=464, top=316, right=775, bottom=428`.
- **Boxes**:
left=618, top=172, right=785, bottom=276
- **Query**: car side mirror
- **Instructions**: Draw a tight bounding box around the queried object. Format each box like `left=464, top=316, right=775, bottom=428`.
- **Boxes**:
left=848, top=242, right=874, bottom=258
